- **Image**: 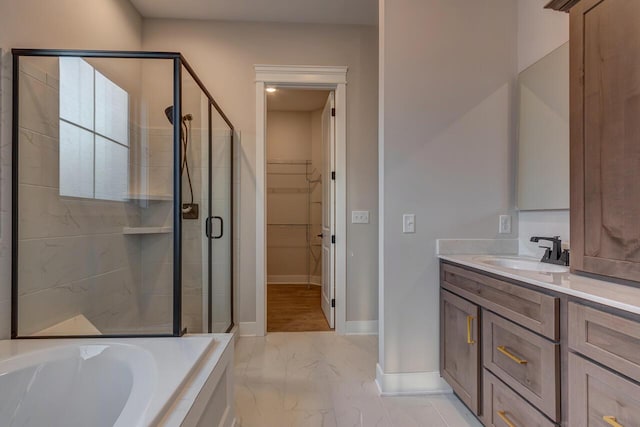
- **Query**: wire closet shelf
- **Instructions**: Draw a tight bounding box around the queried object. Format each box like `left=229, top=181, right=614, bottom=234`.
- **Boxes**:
left=266, top=159, right=321, bottom=287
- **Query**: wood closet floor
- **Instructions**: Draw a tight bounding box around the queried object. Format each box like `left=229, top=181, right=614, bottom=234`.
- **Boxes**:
left=267, top=284, right=332, bottom=332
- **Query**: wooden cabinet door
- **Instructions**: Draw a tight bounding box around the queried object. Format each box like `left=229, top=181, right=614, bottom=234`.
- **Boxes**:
left=440, top=290, right=480, bottom=415
left=568, top=353, right=640, bottom=427
left=570, top=0, right=640, bottom=282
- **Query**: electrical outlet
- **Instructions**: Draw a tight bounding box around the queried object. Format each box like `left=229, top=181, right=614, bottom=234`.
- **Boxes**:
left=499, top=215, right=511, bottom=234
left=403, top=214, right=416, bottom=233
left=352, top=211, right=369, bottom=224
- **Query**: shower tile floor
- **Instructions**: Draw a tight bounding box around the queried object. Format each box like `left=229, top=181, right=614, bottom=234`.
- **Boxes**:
left=233, top=332, right=482, bottom=427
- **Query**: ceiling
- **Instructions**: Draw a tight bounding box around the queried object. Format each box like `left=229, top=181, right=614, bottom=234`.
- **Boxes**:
left=130, top=0, right=378, bottom=26
left=267, top=89, right=330, bottom=112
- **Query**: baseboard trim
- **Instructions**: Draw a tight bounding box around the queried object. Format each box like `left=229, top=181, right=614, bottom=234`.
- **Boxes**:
left=345, top=320, right=378, bottom=335
left=375, top=363, right=452, bottom=396
left=239, top=322, right=257, bottom=337
left=267, top=282, right=322, bottom=286
left=267, top=275, right=321, bottom=285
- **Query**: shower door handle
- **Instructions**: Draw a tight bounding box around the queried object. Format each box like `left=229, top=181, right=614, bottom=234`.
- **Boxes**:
left=205, top=216, right=223, bottom=239
left=205, top=216, right=212, bottom=238
left=212, top=216, right=223, bottom=239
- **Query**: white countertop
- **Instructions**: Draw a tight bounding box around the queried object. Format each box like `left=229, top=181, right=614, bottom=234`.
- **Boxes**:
left=439, top=254, right=640, bottom=316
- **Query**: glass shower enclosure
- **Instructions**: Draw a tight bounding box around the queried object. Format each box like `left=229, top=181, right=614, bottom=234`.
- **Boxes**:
left=11, top=49, right=234, bottom=338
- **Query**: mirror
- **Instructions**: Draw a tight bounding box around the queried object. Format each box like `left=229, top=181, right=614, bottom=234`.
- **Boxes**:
left=517, top=42, right=569, bottom=210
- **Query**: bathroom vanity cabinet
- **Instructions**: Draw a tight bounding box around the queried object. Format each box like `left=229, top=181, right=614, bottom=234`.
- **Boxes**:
left=546, top=0, right=640, bottom=283
left=440, top=290, right=480, bottom=414
left=567, top=303, right=640, bottom=426
left=440, top=260, right=640, bottom=427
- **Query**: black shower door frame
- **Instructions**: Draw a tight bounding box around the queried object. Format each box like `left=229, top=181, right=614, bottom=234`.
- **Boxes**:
left=11, top=49, right=234, bottom=338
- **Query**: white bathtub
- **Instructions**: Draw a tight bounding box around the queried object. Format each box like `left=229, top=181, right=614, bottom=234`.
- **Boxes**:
left=0, top=335, right=235, bottom=427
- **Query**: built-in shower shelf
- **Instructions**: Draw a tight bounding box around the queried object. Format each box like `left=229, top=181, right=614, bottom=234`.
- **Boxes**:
left=123, top=226, right=172, bottom=235
left=126, top=193, right=173, bottom=201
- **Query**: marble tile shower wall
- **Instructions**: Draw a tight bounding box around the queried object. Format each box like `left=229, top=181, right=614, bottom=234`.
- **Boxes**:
left=187, top=115, right=205, bottom=332
left=137, top=125, right=204, bottom=333
left=16, top=61, right=143, bottom=335
left=137, top=127, right=179, bottom=332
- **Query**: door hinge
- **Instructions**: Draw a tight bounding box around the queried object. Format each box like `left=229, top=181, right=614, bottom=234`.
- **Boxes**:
left=331, top=235, right=336, bottom=244
left=331, top=107, right=336, bottom=117
left=331, top=298, right=335, bottom=308
left=331, top=171, right=336, bottom=180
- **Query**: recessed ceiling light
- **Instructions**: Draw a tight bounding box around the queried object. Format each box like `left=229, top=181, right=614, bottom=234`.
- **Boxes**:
left=266, top=87, right=277, bottom=93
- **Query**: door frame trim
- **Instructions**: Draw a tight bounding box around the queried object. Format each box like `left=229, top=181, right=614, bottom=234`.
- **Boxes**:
left=255, top=64, right=348, bottom=336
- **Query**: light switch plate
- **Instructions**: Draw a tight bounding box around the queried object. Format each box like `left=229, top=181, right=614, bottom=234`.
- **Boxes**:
left=403, top=214, right=416, bottom=233
left=352, top=211, right=370, bottom=224
left=499, top=215, right=511, bottom=234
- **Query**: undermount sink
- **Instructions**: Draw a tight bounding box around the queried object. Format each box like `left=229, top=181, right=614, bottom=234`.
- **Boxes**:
left=475, top=256, right=569, bottom=274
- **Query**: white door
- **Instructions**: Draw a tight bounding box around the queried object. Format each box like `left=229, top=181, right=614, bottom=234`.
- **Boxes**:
left=321, top=92, right=336, bottom=328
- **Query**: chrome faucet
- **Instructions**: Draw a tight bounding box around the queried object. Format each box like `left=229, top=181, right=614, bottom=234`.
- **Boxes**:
left=530, top=236, right=570, bottom=266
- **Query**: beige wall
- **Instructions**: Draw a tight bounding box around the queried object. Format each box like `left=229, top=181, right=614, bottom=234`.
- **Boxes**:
left=267, top=111, right=312, bottom=161
left=142, top=20, right=379, bottom=325
left=517, top=0, right=570, bottom=72
left=379, top=0, right=518, bottom=375
left=266, top=111, right=322, bottom=282
left=0, top=0, right=141, bottom=50
left=0, top=0, right=143, bottom=339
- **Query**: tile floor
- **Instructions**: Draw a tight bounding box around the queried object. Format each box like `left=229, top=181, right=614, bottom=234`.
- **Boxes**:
left=234, top=332, right=482, bottom=427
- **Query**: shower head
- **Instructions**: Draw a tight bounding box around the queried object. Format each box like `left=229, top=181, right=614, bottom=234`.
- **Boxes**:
left=164, top=106, right=174, bottom=125
left=164, top=106, right=193, bottom=125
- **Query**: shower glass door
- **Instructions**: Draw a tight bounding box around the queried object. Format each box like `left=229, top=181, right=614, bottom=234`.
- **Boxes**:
left=180, top=63, right=234, bottom=334
left=209, top=108, right=233, bottom=333
left=180, top=66, right=209, bottom=333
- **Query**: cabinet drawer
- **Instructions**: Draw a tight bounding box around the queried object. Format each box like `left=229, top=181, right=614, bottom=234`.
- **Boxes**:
left=441, top=263, right=559, bottom=340
left=569, top=302, right=640, bottom=383
left=568, top=353, right=640, bottom=427
left=484, top=370, right=556, bottom=427
left=483, top=311, right=560, bottom=421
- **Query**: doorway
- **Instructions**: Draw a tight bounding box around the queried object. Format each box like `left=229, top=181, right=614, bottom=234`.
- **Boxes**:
left=255, top=65, right=347, bottom=336
left=265, top=89, right=333, bottom=332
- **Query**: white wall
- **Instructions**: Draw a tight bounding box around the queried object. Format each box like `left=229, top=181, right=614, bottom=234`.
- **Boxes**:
left=379, top=0, right=518, bottom=379
left=142, top=20, right=379, bottom=325
left=0, top=0, right=143, bottom=339
left=516, top=0, right=570, bottom=257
